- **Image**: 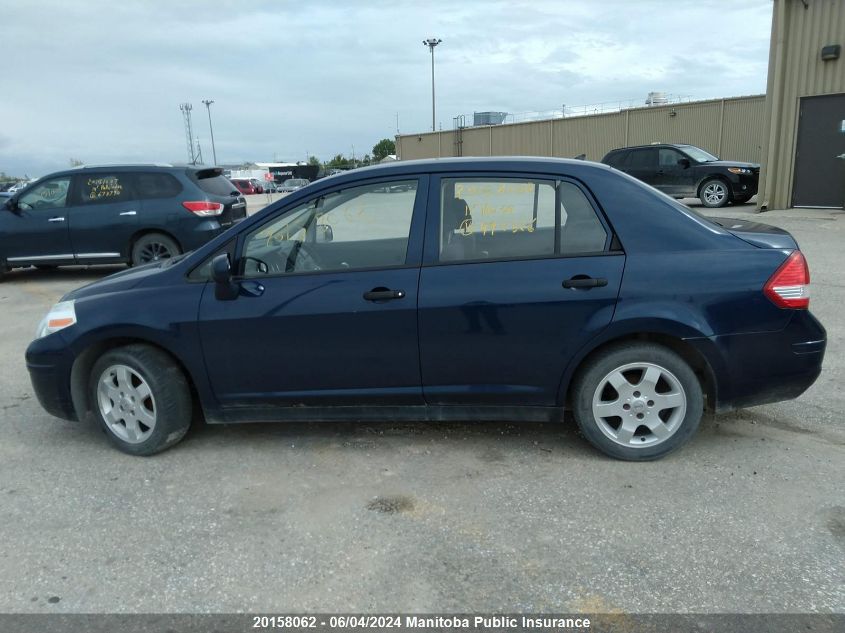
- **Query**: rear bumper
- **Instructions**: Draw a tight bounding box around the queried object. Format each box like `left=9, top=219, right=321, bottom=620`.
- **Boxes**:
left=690, top=311, right=826, bottom=413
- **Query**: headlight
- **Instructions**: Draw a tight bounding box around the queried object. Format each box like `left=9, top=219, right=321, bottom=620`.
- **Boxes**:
left=728, top=167, right=753, bottom=175
left=35, top=300, right=77, bottom=339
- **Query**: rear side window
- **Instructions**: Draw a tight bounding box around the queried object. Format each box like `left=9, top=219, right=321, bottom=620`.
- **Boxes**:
left=606, top=150, right=629, bottom=168
left=191, top=170, right=239, bottom=196
left=628, top=149, right=656, bottom=169
left=134, top=172, right=182, bottom=199
left=439, top=178, right=607, bottom=263
left=77, top=173, right=133, bottom=205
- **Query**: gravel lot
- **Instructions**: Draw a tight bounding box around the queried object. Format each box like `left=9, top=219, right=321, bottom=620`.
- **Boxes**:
left=0, top=199, right=842, bottom=614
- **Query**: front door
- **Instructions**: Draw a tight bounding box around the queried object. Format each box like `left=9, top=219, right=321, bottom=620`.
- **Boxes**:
left=655, top=147, right=693, bottom=197
left=418, top=174, right=624, bottom=406
left=198, top=177, right=428, bottom=414
left=793, top=92, right=845, bottom=208
left=1, top=176, right=75, bottom=265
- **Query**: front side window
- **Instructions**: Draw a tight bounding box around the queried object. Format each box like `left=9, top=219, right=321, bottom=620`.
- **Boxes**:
left=439, top=178, right=608, bottom=263
left=241, top=179, right=418, bottom=276
left=18, top=177, right=71, bottom=210
left=78, top=173, right=132, bottom=204
left=659, top=148, right=684, bottom=168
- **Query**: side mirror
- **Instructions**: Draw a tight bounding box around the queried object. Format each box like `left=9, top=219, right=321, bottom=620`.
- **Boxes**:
left=4, top=198, right=17, bottom=211
left=678, top=158, right=691, bottom=169
left=211, top=253, right=238, bottom=300
left=316, top=224, right=333, bottom=243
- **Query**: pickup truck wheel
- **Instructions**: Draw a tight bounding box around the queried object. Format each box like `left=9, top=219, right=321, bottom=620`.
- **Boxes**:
left=699, top=179, right=730, bottom=208
left=90, top=344, right=192, bottom=456
left=131, top=233, right=180, bottom=266
left=571, top=343, right=704, bottom=461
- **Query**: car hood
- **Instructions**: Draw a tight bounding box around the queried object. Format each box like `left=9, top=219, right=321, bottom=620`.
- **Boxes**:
left=61, top=261, right=170, bottom=302
left=702, top=160, right=760, bottom=170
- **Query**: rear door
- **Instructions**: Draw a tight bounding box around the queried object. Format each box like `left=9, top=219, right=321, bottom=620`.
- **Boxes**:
left=1, top=176, right=75, bottom=264
left=417, top=173, right=624, bottom=406
left=68, top=171, right=138, bottom=261
left=624, top=148, right=658, bottom=186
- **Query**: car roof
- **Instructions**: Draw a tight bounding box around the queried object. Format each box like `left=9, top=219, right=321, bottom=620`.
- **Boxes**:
left=318, top=156, right=613, bottom=186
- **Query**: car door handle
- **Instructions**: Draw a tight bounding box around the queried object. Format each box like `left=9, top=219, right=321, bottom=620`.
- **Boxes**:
left=119, top=210, right=137, bottom=216
left=563, top=276, right=608, bottom=289
left=363, top=288, right=405, bottom=301
left=47, top=217, right=65, bottom=222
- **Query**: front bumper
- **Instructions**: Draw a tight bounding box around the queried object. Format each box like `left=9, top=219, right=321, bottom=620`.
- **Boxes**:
left=728, top=173, right=759, bottom=198
left=26, top=334, right=77, bottom=421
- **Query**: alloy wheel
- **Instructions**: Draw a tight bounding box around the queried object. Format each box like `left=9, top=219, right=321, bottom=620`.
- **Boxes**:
left=96, top=364, right=157, bottom=443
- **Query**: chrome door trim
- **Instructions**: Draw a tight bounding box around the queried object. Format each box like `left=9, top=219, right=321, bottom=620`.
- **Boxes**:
left=7, top=254, right=74, bottom=262
left=76, top=252, right=121, bottom=258
left=119, top=210, right=137, bottom=216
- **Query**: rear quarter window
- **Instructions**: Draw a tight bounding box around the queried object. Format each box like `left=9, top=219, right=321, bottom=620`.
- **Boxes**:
left=191, top=170, right=239, bottom=196
left=134, top=172, right=183, bottom=199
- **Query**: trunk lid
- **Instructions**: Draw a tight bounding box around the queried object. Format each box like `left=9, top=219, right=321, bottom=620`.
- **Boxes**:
left=709, top=217, right=798, bottom=249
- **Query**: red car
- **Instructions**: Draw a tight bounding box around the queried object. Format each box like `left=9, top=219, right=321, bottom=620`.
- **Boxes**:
left=231, top=178, right=259, bottom=195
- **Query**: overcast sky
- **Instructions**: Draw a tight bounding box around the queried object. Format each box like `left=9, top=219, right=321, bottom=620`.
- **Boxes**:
left=1, top=0, right=773, bottom=178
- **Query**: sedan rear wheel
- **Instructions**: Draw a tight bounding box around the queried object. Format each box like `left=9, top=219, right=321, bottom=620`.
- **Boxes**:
left=572, top=343, right=704, bottom=460
left=699, top=179, right=730, bottom=208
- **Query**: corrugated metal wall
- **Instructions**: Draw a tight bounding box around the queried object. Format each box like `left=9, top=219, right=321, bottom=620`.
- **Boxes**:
left=759, top=0, right=845, bottom=209
left=397, top=95, right=766, bottom=165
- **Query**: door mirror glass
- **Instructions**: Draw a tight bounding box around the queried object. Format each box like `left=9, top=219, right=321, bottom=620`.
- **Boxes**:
left=211, top=253, right=238, bottom=300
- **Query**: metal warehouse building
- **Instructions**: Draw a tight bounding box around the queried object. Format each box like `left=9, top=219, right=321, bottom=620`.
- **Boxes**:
left=396, top=0, right=845, bottom=211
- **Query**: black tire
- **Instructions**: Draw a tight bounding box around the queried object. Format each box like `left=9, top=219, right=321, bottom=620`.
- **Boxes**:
left=89, top=344, right=192, bottom=456
left=130, top=233, right=180, bottom=266
left=571, top=343, right=704, bottom=461
left=699, top=178, right=731, bottom=208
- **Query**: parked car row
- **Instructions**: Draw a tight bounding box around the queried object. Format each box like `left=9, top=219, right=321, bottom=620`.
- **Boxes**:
left=24, top=157, right=824, bottom=462
left=0, top=165, right=247, bottom=272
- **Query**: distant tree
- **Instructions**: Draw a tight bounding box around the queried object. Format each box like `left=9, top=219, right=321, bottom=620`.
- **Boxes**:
left=372, top=139, right=396, bottom=162
left=327, top=154, right=352, bottom=169
left=69, top=158, right=84, bottom=167
left=308, top=155, right=321, bottom=167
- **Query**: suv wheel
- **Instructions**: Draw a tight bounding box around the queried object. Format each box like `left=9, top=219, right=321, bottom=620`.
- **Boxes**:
left=131, top=233, right=180, bottom=266
left=571, top=343, right=704, bottom=461
left=90, top=344, right=192, bottom=455
left=699, top=179, right=730, bottom=208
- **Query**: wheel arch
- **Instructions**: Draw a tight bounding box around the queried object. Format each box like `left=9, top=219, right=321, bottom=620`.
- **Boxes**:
left=559, top=326, right=719, bottom=413
left=70, top=336, right=202, bottom=424
left=696, top=174, right=732, bottom=200
left=128, top=229, right=183, bottom=260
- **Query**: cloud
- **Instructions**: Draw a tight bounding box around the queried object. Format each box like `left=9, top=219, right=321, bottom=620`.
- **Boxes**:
left=0, top=0, right=772, bottom=176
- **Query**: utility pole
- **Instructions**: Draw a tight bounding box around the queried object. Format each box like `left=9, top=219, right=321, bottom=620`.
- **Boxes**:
left=179, top=103, right=197, bottom=164
left=201, top=99, right=217, bottom=165
left=423, top=38, right=442, bottom=132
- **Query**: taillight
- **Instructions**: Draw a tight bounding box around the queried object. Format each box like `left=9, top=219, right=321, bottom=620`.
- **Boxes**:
left=182, top=201, right=224, bottom=217
left=764, top=251, right=810, bottom=309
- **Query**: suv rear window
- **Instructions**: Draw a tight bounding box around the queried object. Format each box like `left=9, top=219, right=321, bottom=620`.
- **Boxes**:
left=135, top=172, right=182, bottom=199
left=191, top=169, right=239, bottom=196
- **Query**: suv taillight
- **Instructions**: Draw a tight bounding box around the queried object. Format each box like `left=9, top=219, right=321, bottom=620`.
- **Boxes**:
left=182, top=201, right=224, bottom=217
left=764, top=251, right=810, bottom=309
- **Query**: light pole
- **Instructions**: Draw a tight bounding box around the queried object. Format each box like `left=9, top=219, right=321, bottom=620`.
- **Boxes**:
left=201, top=99, right=217, bottom=166
left=423, top=38, right=442, bottom=132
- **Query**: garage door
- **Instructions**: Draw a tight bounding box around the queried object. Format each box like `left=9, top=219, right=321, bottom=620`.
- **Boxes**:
left=792, top=93, right=845, bottom=208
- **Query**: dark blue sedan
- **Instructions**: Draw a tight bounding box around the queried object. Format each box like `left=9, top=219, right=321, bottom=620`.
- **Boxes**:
left=25, top=158, right=825, bottom=460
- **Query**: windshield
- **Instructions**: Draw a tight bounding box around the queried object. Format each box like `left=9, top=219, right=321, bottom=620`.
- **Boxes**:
left=680, top=145, right=719, bottom=162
